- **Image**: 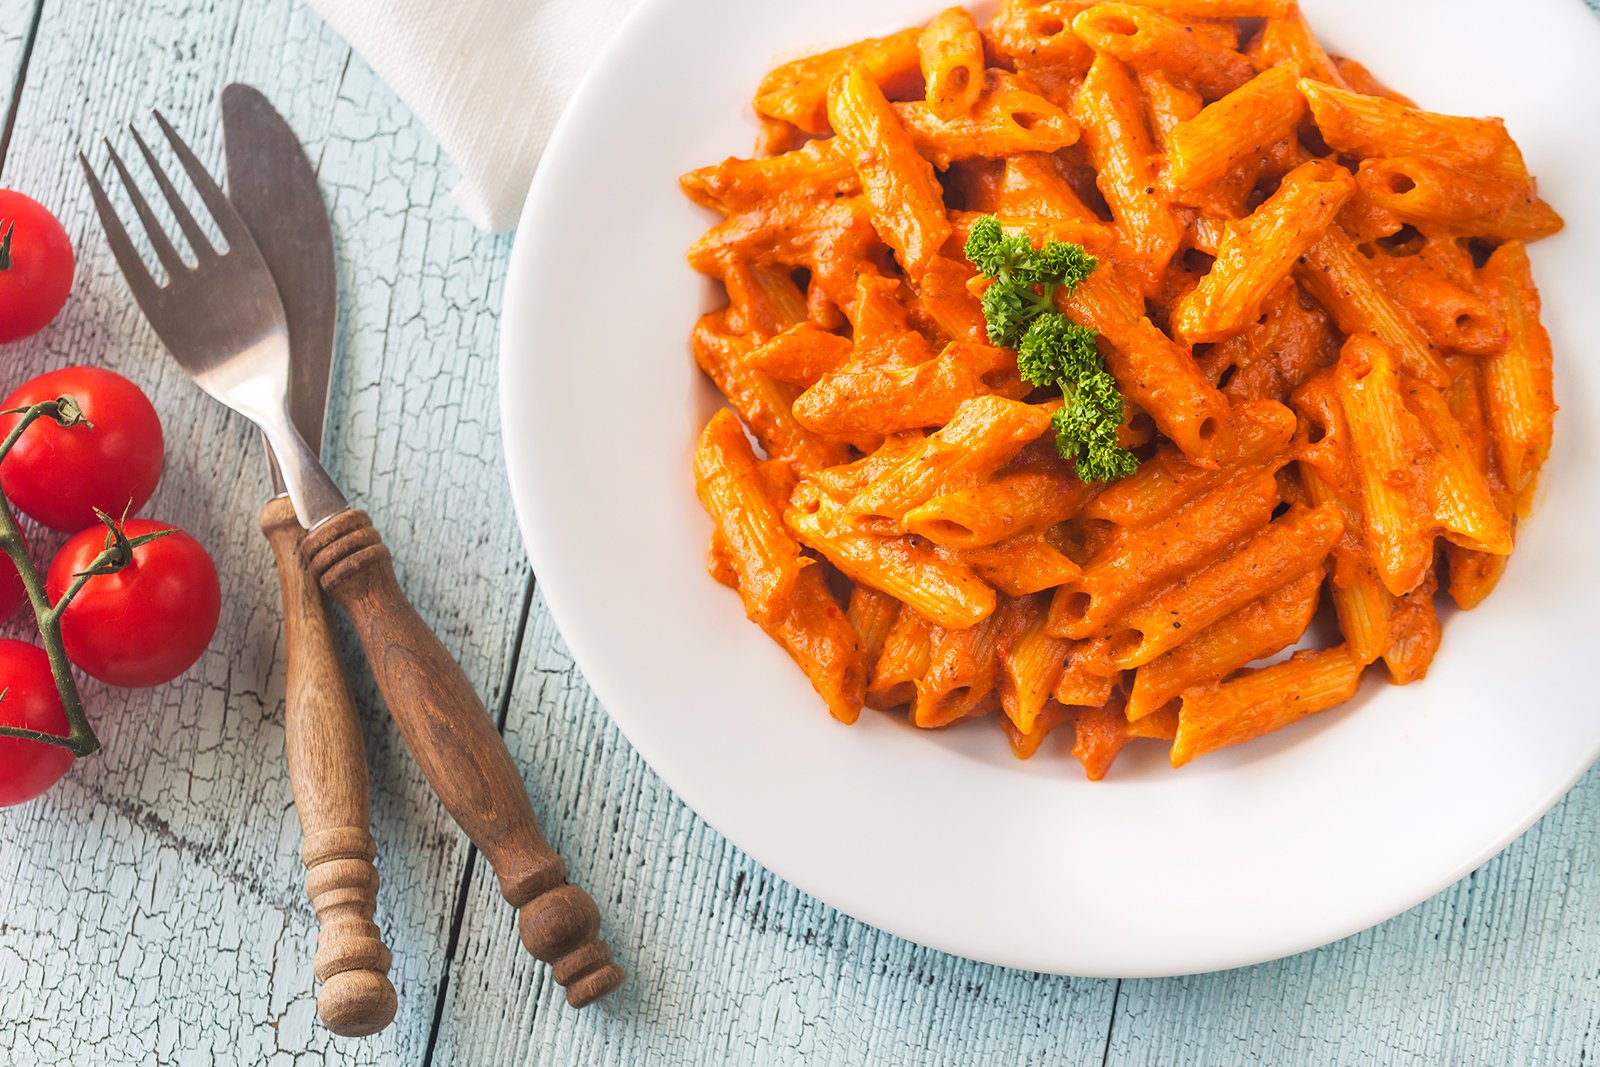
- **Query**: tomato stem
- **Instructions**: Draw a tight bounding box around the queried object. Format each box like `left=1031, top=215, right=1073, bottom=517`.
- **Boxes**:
left=0, top=397, right=103, bottom=759
left=0, top=220, right=12, bottom=272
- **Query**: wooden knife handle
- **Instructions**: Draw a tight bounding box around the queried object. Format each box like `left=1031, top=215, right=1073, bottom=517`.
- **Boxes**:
left=301, top=509, right=623, bottom=1008
left=261, top=496, right=398, bottom=1037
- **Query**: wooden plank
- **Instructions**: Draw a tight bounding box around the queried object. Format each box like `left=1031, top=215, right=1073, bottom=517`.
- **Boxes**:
left=427, top=591, right=1119, bottom=1065
left=0, top=0, right=529, bottom=1062
left=1104, top=766, right=1600, bottom=1065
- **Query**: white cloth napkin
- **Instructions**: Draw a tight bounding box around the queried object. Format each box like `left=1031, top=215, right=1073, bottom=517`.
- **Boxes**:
left=305, top=0, right=642, bottom=232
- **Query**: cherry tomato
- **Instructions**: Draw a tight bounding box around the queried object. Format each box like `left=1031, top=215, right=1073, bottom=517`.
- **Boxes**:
left=0, top=366, right=165, bottom=532
left=46, top=518, right=220, bottom=688
left=0, top=190, right=74, bottom=343
left=0, top=640, right=73, bottom=807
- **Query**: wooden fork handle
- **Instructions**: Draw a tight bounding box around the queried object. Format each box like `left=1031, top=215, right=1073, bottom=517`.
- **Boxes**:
left=301, top=509, right=624, bottom=1008
left=261, top=496, right=397, bottom=1037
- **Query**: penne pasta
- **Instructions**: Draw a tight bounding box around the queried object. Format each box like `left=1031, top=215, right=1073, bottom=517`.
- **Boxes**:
left=1165, top=64, right=1304, bottom=200
left=682, top=3, right=1560, bottom=774
left=828, top=63, right=953, bottom=277
left=1171, top=647, right=1362, bottom=766
left=920, top=7, right=985, bottom=120
left=1172, top=160, right=1353, bottom=344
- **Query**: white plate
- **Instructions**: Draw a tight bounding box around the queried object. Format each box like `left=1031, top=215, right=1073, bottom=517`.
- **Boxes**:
left=500, top=0, right=1600, bottom=976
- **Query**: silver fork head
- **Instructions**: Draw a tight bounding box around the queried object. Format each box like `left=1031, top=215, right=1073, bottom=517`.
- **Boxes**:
left=80, top=110, right=294, bottom=419
left=81, top=110, right=348, bottom=527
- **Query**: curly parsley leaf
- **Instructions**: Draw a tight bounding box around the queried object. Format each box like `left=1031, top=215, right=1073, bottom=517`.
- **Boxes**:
left=964, top=215, right=1137, bottom=483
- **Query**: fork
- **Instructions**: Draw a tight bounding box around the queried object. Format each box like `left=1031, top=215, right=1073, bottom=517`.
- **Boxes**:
left=81, top=115, right=624, bottom=1008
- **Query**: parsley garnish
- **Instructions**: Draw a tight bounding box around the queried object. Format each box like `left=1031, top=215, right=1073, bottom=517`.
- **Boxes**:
left=964, top=216, right=1137, bottom=483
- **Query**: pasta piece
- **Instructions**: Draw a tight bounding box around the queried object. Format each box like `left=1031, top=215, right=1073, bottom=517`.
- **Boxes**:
left=1165, top=64, right=1305, bottom=200
left=1171, top=160, right=1353, bottom=344
left=1001, top=700, right=1073, bottom=760
left=693, top=410, right=810, bottom=628
left=755, top=28, right=923, bottom=134
left=997, top=154, right=1104, bottom=223
left=754, top=116, right=810, bottom=158
left=916, top=255, right=991, bottom=344
left=1139, top=71, right=1202, bottom=147
left=809, top=435, right=926, bottom=504
left=1058, top=264, right=1233, bottom=462
left=766, top=565, right=868, bottom=724
left=1361, top=250, right=1505, bottom=358
left=960, top=531, right=1083, bottom=596
left=1292, top=367, right=1396, bottom=666
left=1198, top=280, right=1341, bottom=403
left=745, top=322, right=855, bottom=386
left=1046, top=468, right=1280, bottom=639
left=904, top=465, right=1090, bottom=548
left=1248, top=4, right=1343, bottom=85
left=894, top=70, right=1081, bottom=169
left=792, top=341, right=1007, bottom=437
left=1481, top=242, right=1556, bottom=506
left=848, top=396, right=1054, bottom=523
left=1073, top=54, right=1184, bottom=284
left=1299, top=79, right=1530, bottom=183
left=692, top=312, right=851, bottom=474
left=1383, top=568, right=1440, bottom=685
left=1407, top=378, right=1512, bottom=556
left=1447, top=541, right=1508, bottom=612
left=847, top=584, right=903, bottom=668
left=1354, top=157, right=1562, bottom=243
left=1071, top=4, right=1255, bottom=100
left=1114, top=0, right=1287, bottom=14
left=1171, top=647, right=1362, bottom=766
left=1083, top=398, right=1294, bottom=525
left=1127, top=567, right=1322, bottom=719
left=984, top=1, right=1096, bottom=99
left=787, top=486, right=997, bottom=629
left=867, top=607, right=932, bottom=709
left=1106, top=503, right=1343, bottom=668
left=1071, top=697, right=1140, bottom=780
left=920, top=7, right=985, bottom=120
left=680, top=140, right=859, bottom=214
left=1296, top=229, right=1448, bottom=386
left=1334, top=334, right=1434, bottom=597
left=1053, top=643, right=1120, bottom=707
left=998, top=594, right=1070, bottom=733
left=914, top=610, right=1006, bottom=727
left=828, top=64, right=953, bottom=276
left=1442, top=361, right=1514, bottom=609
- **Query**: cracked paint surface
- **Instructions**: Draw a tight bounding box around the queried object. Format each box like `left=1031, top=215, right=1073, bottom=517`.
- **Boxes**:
left=0, top=0, right=1597, bottom=1064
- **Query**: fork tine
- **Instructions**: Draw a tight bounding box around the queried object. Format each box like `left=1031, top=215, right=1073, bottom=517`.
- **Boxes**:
left=152, top=109, right=251, bottom=250
left=79, top=151, right=160, bottom=300
left=128, top=123, right=214, bottom=260
left=101, top=137, right=188, bottom=278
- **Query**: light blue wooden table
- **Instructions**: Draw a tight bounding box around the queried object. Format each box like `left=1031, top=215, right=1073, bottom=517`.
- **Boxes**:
left=0, top=2, right=1595, bottom=1063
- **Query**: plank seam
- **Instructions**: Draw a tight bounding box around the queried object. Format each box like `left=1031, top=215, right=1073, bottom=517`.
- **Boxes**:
left=419, top=572, right=538, bottom=1066
left=0, top=0, right=43, bottom=177
left=1100, top=978, right=1122, bottom=1067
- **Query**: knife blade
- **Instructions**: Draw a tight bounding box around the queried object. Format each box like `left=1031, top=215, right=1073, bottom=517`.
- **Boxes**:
left=221, top=83, right=338, bottom=476
left=221, top=84, right=398, bottom=1038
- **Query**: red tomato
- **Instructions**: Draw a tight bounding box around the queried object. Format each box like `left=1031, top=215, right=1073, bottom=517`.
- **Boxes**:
left=0, top=190, right=74, bottom=343
left=0, top=640, right=73, bottom=807
left=47, top=518, right=220, bottom=688
left=0, top=367, right=165, bottom=531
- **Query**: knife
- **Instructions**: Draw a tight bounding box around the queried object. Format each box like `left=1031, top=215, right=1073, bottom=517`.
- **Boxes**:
left=222, top=84, right=397, bottom=1038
